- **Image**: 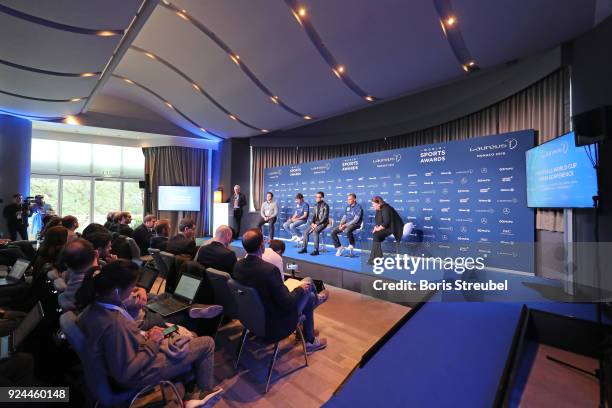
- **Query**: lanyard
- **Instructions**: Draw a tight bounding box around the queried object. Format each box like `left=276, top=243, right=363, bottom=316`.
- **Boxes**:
left=97, top=302, right=134, bottom=322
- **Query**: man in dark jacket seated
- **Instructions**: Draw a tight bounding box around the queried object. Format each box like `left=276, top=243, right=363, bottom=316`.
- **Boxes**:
left=165, top=218, right=197, bottom=258
left=233, top=228, right=327, bottom=352
left=150, top=219, right=170, bottom=251
left=133, top=214, right=156, bottom=255
left=196, top=225, right=237, bottom=274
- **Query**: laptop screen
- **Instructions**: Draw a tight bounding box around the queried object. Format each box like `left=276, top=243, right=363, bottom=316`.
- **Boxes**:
left=9, top=259, right=29, bottom=280
left=13, top=302, right=44, bottom=349
left=174, top=274, right=201, bottom=301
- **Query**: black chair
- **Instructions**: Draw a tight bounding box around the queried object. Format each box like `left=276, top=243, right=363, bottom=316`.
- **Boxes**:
left=227, top=279, right=308, bottom=393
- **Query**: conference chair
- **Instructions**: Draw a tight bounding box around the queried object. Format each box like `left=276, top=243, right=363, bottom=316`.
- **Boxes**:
left=205, top=268, right=239, bottom=320
left=384, top=221, right=415, bottom=254
left=294, top=223, right=309, bottom=247
left=227, top=279, right=308, bottom=393
left=148, top=248, right=170, bottom=293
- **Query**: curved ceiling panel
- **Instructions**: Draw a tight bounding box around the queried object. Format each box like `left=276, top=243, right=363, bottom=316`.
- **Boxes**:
left=0, top=92, right=85, bottom=117
left=0, top=0, right=143, bottom=30
left=454, top=0, right=597, bottom=68
left=0, top=12, right=121, bottom=72
left=306, top=0, right=461, bottom=99
left=114, top=50, right=253, bottom=137
left=101, top=77, right=217, bottom=139
left=130, top=6, right=299, bottom=129
left=170, top=0, right=359, bottom=118
left=0, top=63, right=96, bottom=100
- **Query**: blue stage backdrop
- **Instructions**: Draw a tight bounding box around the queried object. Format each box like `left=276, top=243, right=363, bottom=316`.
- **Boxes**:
left=264, top=130, right=535, bottom=273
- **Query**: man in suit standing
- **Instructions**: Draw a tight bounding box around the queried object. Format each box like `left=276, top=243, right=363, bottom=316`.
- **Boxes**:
left=298, top=191, right=329, bottom=256
left=2, top=194, right=30, bottom=241
left=196, top=225, right=237, bottom=274
left=166, top=218, right=197, bottom=258
left=133, top=214, right=156, bottom=255
left=227, top=185, right=246, bottom=239
left=233, top=228, right=326, bottom=351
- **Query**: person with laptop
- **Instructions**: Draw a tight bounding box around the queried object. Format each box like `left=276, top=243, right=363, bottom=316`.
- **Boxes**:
left=234, top=229, right=327, bottom=352
left=76, top=260, right=224, bottom=407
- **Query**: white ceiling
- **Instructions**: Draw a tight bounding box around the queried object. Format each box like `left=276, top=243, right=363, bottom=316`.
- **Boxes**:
left=0, top=0, right=609, bottom=139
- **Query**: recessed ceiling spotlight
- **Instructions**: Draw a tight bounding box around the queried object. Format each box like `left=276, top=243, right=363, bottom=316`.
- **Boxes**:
left=467, top=60, right=476, bottom=67
left=80, top=72, right=96, bottom=77
left=270, top=96, right=279, bottom=104
left=304, top=115, right=312, bottom=120
left=230, top=54, right=240, bottom=64
left=145, top=52, right=156, bottom=60
left=445, top=16, right=456, bottom=26
left=229, top=114, right=237, bottom=121
left=462, top=64, right=469, bottom=72
left=298, top=7, right=307, bottom=17
left=97, top=30, right=117, bottom=36
left=176, top=12, right=189, bottom=21
left=200, top=127, right=206, bottom=132
left=192, top=83, right=200, bottom=91
left=165, top=102, right=174, bottom=109
left=123, top=78, right=134, bottom=84
left=64, top=115, right=79, bottom=125
left=337, top=65, right=345, bottom=74
left=70, top=98, right=83, bottom=102
left=365, top=96, right=374, bottom=102
left=261, top=129, right=269, bottom=133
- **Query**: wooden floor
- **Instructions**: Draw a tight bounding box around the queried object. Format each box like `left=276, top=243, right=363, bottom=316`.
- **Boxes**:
left=210, top=285, right=409, bottom=408
left=518, top=344, right=599, bottom=407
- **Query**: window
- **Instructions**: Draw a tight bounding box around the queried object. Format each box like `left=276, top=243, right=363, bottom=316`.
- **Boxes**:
left=61, top=178, right=92, bottom=231
left=30, top=139, right=145, bottom=232
left=93, top=180, right=121, bottom=225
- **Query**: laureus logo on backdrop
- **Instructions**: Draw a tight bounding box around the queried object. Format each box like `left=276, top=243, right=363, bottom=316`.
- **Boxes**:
left=469, top=138, right=518, bottom=153
left=372, top=153, right=402, bottom=168
left=539, top=141, right=569, bottom=159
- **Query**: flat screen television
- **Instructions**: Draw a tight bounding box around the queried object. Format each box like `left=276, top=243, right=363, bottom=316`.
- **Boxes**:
left=158, top=186, right=201, bottom=211
left=526, top=132, right=598, bottom=208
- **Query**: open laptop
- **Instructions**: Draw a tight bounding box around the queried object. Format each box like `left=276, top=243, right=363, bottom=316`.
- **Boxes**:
left=0, top=301, right=44, bottom=360
left=146, top=273, right=202, bottom=317
left=137, top=267, right=159, bottom=293
left=0, top=258, right=29, bottom=286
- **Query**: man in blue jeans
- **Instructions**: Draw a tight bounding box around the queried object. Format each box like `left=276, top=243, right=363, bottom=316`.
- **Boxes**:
left=282, top=193, right=310, bottom=241
left=233, top=228, right=327, bottom=352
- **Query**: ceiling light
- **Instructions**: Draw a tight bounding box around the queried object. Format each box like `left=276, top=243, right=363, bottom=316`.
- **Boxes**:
left=298, top=7, right=307, bottom=17
left=176, top=12, right=189, bottom=21
left=261, top=129, right=269, bottom=133
left=467, top=60, right=476, bottom=67
left=229, top=114, right=237, bottom=121
left=270, top=96, right=279, bottom=104
left=337, top=65, right=345, bottom=74
left=64, top=115, right=79, bottom=125
left=445, top=16, right=456, bottom=26
left=365, top=96, right=374, bottom=102
left=461, top=64, right=469, bottom=72
left=97, top=30, right=117, bottom=37
left=145, top=52, right=156, bottom=60
left=70, top=98, right=83, bottom=102
left=230, top=54, right=240, bottom=65
left=165, top=102, right=174, bottom=109
left=304, top=115, right=312, bottom=120
left=192, top=83, right=200, bottom=91
left=200, top=127, right=206, bottom=132
left=123, top=78, right=134, bottom=84
left=80, top=72, right=96, bottom=77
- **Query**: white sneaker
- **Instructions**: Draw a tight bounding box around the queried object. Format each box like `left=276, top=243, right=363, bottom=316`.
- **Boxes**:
left=292, top=235, right=299, bottom=242
left=305, top=337, right=327, bottom=353
left=184, top=386, right=224, bottom=408
left=347, top=245, right=354, bottom=256
left=335, top=246, right=345, bottom=256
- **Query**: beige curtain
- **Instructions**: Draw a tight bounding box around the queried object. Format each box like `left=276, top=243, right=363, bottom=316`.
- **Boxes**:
left=253, top=69, right=568, bottom=232
left=143, top=146, right=208, bottom=237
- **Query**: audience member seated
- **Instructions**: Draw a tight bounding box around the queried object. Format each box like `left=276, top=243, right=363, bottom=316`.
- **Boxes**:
left=0, top=239, right=29, bottom=266
left=233, top=229, right=327, bottom=352
left=75, top=260, right=224, bottom=406
left=39, top=215, right=61, bottom=241
left=116, top=212, right=134, bottom=237
left=103, top=212, right=115, bottom=230
left=60, top=239, right=99, bottom=311
left=150, top=219, right=170, bottom=251
left=84, top=231, right=117, bottom=266
left=32, top=226, right=69, bottom=275
left=195, top=225, right=236, bottom=274
left=262, top=240, right=286, bottom=280
left=81, top=223, right=107, bottom=239
left=166, top=218, right=197, bottom=258
left=61, top=215, right=79, bottom=241
left=133, top=214, right=156, bottom=255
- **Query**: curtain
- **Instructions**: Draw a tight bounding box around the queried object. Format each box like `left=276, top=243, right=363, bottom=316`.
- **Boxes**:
left=253, top=69, right=569, bottom=232
left=143, top=146, right=208, bottom=237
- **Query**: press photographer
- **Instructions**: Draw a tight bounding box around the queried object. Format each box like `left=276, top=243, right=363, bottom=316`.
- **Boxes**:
left=2, top=193, right=32, bottom=241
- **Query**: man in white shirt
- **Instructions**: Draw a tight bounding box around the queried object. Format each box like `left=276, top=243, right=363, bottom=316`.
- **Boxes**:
left=262, top=239, right=285, bottom=281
